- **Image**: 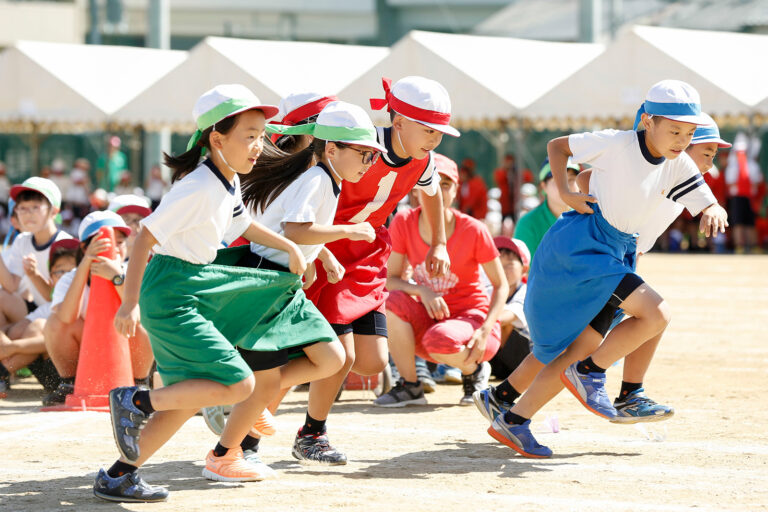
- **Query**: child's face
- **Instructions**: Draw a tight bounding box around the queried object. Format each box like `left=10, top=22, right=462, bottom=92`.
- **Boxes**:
left=326, top=142, right=377, bottom=183
left=437, top=175, right=457, bottom=207
left=643, top=115, right=697, bottom=160
left=15, top=199, right=53, bottom=233
left=392, top=115, right=444, bottom=160
left=216, top=109, right=267, bottom=175
left=542, top=170, right=579, bottom=208
left=499, top=249, right=526, bottom=288
left=50, top=254, right=76, bottom=286
left=685, top=142, right=719, bottom=174
left=114, top=231, right=128, bottom=261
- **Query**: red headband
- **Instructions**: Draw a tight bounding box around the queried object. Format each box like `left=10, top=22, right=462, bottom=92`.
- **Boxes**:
left=269, top=95, right=338, bottom=144
left=369, top=77, right=451, bottom=125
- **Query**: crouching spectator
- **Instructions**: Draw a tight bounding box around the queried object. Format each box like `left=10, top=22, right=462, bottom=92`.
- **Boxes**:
left=42, top=211, right=154, bottom=405
left=374, top=154, right=508, bottom=407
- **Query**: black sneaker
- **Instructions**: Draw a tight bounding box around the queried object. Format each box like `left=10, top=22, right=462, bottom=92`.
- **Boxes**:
left=292, top=428, right=347, bottom=465
left=460, top=362, right=491, bottom=405
left=93, top=468, right=168, bottom=503
left=41, top=382, right=74, bottom=406
left=372, top=378, right=427, bottom=407
left=109, top=386, right=151, bottom=463
left=0, top=364, right=11, bottom=398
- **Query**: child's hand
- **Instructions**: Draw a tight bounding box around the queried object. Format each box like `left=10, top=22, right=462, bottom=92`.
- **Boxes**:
left=346, top=222, right=376, bottom=243
left=699, top=203, right=729, bottom=237
left=22, top=254, right=40, bottom=278
left=287, top=245, right=307, bottom=276
left=464, top=325, right=490, bottom=365
left=90, top=256, right=123, bottom=282
left=321, top=251, right=345, bottom=284
left=562, top=191, right=597, bottom=214
left=84, top=237, right=112, bottom=264
left=419, top=287, right=450, bottom=320
left=114, top=302, right=140, bottom=338
left=302, top=261, right=316, bottom=290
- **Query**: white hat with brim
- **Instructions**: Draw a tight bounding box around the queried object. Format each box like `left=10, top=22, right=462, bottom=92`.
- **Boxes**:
left=10, top=177, right=62, bottom=210
left=633, top=79, right=709, bottom=130
left=690, top=113, right=732, bottom=148
left=109, top=194, right=152, bottom=217
left=78, top=210, right=131, bottom=241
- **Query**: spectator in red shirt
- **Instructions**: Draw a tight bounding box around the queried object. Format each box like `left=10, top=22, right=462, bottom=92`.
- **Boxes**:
left=458, top=158, right=488, bottom=220
left=725, top=133, right=763, bottom=253
left=494, top=154, right=516, bottom=221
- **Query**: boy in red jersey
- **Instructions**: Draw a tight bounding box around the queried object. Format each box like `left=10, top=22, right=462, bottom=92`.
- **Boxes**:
left=294, top=76, right=459, bottom=464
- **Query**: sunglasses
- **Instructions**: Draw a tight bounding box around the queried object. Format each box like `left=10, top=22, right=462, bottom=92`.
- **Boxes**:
left=334, top=142, right=380, bottom=165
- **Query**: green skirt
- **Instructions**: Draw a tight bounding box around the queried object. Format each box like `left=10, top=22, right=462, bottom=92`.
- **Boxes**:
left=139, top=247, right=337, bottom=387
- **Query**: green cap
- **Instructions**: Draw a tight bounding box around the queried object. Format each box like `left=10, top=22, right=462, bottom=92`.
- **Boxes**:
left=10, top=177, right=62, bottom=210
left=539, top=159, right=580, bottom=183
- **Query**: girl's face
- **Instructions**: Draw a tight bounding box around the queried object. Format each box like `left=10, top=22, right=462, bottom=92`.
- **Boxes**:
left=392, top=115, right=444, bottom=160
left=326, top=142, right=378, bottom=183
left=642, top=115, right=697, bottom=160
left=499, top=250, right=526, bottom=289
left=214, top=109, right=267, bottom=175
left=685, top=142, right=719, bottom=174
left=437, top=175, right=457, bottom=208
left=50, top=255, right=76, bottom=286
left=114, top=231, right=128, bottom=261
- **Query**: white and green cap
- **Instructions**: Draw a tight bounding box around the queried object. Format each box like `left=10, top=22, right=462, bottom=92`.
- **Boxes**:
left=10, top=177, right=62, bottom=210
left=187, top=84, right=279, bottom=152
left=266, top=101, right=387, bottom=153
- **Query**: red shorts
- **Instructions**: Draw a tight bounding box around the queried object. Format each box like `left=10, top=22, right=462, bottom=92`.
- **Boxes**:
left=305, top=225, right=391, bottom=325
left=386, top=290, right=501, bottom=363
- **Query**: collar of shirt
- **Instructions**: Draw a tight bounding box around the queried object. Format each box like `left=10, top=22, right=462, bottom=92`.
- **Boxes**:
left=380, top=127, right=412, bottom=168
left=31, top=229, right=62, bottom=252
left=637, top=131, right=666, bottom=165
left=202, top=158, right=235, bottom=195
left=317, top=162, right=341, bottom=198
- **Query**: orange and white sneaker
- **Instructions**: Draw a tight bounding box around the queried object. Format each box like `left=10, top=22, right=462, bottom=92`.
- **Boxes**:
left=252, top=409, right=276, bottom=437
left=202, top=447, right=272, bottom=482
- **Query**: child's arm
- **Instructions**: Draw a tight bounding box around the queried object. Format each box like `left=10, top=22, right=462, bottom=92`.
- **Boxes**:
left=548, top=136, right=597, bottom=214
left=466, top=257, right=509, bottom=364
left=418, top=190, right=450, bottom=278
left=114, top=227, right=156, bottom=338
left=317, top=247, right=344, bottom=284
left=0, top=249, right=22, bottom=292
left=241, top=221, right=307, bottom=276
left=282, top=221, right=375, bottom=245
left=56, top=237, right=111, bottom=324
left=22, top=254, right=53, bottom=299
left=386, top=251, right=450, bottom=321
left=90, top=254, right=126, bottom=300
left=699, top=203, right=729, bottom=237
left=576, top=169, right=592, bottom=195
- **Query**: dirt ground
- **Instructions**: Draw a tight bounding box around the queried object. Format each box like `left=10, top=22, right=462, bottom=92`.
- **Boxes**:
left=1, top=254, right=766, bottom=512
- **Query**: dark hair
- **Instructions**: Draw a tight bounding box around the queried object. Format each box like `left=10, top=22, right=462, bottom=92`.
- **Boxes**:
left=75, top=236, right=94, bottom=265
left=50, top=246, right=78, bottom=270
left=274, top=114, right=318, bottom=154
left=16, top=190, right=51, bottom=208
left=241, top=139, right=326, bottom=213
left=163, top=114, right=240, bottom=183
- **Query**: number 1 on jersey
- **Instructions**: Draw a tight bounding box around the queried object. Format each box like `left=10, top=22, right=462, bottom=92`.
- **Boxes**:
left=349, top=171, right=398, bottom=224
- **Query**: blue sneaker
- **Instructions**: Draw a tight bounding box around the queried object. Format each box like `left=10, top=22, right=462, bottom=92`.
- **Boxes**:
left=109, top=386, right=151, bottom=463
left=415, top=357, right=436, bottom=393
left=472, top=386, right=513, bottom=422
left=560, top=362, right=617, bottom=419
left=611, top=388, right=674, bottom=424
left=487, top=417, right=552, bottom=458
left=93, top=468, right=168, bottom=503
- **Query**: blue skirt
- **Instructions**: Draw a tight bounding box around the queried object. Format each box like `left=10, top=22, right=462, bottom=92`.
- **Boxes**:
left=524, top=204, right=638, bottom=364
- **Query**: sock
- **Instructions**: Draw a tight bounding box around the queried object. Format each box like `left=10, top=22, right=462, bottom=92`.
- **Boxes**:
left=213, top=442, right=230, bottom=457
left=494, top=380, right=521, bottom=403
left=61, top=376, right=75, bottom=386
left=300, top=413, right=326, bottom=436
left=403, top=379, right=420, bottom=387
left=618, top=381, right=642, bottom=401
left=241, top=435, right=260, bottom=452
left=134, top=376, right=151, bottom=388
left=503, top=410, right=529, bottom=425
left=107, top=460, right=138, bottom=478
left=132, top=389, right=155, bottom=415
left=577, top=357, right=606, bottom=375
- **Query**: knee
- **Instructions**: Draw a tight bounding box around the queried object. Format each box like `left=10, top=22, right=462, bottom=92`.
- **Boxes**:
left=646, top=301, right=671, bottom=332
left=351, top=352, right=388, bottom=376
left=228, top=374, right=255, bottom=403
left=324, top=341, right=346, bottom=374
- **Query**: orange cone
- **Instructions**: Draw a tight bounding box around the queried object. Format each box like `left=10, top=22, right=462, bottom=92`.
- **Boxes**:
left=44, top=226, right=134, bottom=411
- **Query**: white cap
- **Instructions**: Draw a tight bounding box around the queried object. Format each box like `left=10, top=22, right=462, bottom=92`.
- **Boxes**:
left=634, top=80, right=709, bottom=129
left=79, top=210, right=131, bottom=241
left=108, top=194, right=152, bottom=217
left=690, top=113, right=732, bottom=148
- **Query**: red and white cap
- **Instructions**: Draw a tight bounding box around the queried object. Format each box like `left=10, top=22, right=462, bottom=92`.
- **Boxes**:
left=272, top=92, right=339, bottom=126
left=370, top=76, right=460, bottom=138
left=493, top=236, right=531, bottom=267
left=433, top=153, right=459, bottom=184
left=108, top=194, right=152, bottom=218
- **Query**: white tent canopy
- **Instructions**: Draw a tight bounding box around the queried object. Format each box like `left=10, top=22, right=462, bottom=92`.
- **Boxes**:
left=0, top=40, right=186, bottom=129
left=523, top=25, right=768, bottom=127
left=113, top=37, right=389, bottom=130
left=339, top=30, right=604, bottom=127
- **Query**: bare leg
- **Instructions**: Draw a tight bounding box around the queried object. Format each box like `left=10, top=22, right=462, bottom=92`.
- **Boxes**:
left=128, top=325, right=155, bottom=380
left=0, top=290, right=29, bottom=331
left=350, top=333, right=388, bottom=376
left=44, top=315, right=84, bottom=378
left=118, top=408, right=199, bottom=467
left=147, top=375, right=254, bottom=411
left=506, top=353, right=545, bottom=393
left=219, top=369, right=281, bottom=448
left=386, top=311, right=418, bottom=382
left=428, top=350, right=478, bottom=375
left=622, top=330, right=664, bottom=384
left=307, top=332, right=355, bottom=421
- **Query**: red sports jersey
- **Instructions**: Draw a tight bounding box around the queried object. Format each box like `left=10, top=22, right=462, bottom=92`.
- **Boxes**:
left=305, top=127, right=440, bottom=324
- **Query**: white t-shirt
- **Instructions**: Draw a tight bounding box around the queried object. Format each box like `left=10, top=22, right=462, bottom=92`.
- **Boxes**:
left=26, top=301, right=52, bottom=322
left=504, top=283, right=529, bottom=337
left=569, top=130, right=716, bottom=234
left=51, top=269, right=89, bottom=319
left=250, top=163, right=340, bottom=267
left=635, top=199, right=685, bottom=254
left=66, top=168, right=90, bottom=205
left=141, top=160, right=252, bottom=265
left=3, top=230, right=73, bottom=306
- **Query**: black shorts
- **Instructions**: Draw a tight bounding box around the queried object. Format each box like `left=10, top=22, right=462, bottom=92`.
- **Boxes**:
left=589, top=273, right=645, bottom=337
left=489, top=329, right=531, bottom=380
left=25, top=300, right=37, bottom=314
left=727, top=196, right=755, bottom=226
left=235, top=250, right=290, bottom=272
left=237, top=343, right=316, bottom=372
left=331, top=310, right=388, bottom=337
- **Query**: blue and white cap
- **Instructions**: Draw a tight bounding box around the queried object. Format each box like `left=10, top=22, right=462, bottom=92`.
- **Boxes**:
left=78, top=210, right=131, bottom=241
left=633, top=80, right=709, bottom=130
left=690, top=113, right=732, bottom=148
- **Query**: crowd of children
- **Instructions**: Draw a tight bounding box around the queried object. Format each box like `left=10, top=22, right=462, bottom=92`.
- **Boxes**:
left=0, top=75, right=747, bottom=503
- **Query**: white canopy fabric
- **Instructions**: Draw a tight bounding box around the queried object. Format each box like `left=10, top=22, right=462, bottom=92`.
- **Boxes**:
left=339, top=30, right=604, bottom=128
left=523, top=25, right=768, bottom=128
left=113, top=37, right=389, bottom=131
left=0, top=40, right=186, bottom=129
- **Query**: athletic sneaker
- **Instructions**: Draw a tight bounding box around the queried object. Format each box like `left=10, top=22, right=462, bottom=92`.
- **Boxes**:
left=93, top=468, right=168, bottom=503
left=109, top=386, right=151, bottom=463
left=41, top=381, right=74, bottom=406
left=487, top=417, right=552, bottom=458
left=203, top=447, right=271, bottom=482
left=611, top=388, right=674, bottom=424
left=560, top=362, right=617, bottom=419
left=242, top=448, right=277, bottom=479
left=472, top=386, right=514, bottom=422
left=443, top=365, right=463, bottom=384
left=372, top=378, right=427, bottom=407
left=202, top=406, right=275, bottom=437
left=415, top=357, right=436, bottom=393
left=292, top=428, right=347, bottom=465
left=460, top=361, right=491, bottom=405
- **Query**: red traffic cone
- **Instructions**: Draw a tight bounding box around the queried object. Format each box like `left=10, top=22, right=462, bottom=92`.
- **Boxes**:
left=44, top=226, right=134, bottom=411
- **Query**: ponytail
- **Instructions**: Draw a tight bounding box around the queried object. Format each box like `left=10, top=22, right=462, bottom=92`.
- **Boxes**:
left=163, top=114, right=240, bottom=183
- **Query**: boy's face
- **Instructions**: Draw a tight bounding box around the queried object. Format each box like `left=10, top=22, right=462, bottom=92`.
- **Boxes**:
left=50, top=255, right=76, bottom=286
left=685, top=142, right=719, bottom=174
left=643, top=115, right=697, bottom=160
left=499, top=249, right=526, bottom=289
left=392, top=115, right=444, bottom=160
left=15, top=199, right=53, bottom=233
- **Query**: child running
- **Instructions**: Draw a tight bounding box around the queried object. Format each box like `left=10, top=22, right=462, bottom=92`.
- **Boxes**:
left=486, top=80, right=728, bottom=458
left=93, top=84, right=338, bottom=502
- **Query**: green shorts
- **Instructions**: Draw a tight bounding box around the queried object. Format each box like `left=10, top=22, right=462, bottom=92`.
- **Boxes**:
left=139, top=248, right=337, bottom=387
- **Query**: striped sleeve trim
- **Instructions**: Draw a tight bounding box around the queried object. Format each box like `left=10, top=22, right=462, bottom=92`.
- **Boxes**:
left=416, top=152, right=435, bottom=186
left=670, top=177, right=706, bottom=202
left=233, top=203, right=245, bottom=218
left=666, top=174, right=701, bottom=199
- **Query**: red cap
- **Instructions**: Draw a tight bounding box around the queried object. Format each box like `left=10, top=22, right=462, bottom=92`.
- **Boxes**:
left=433, top=153, right=459, bottom=184
left=493, top=237, right=530, bottom=267
left=48, top=238, right=80, bottom=270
